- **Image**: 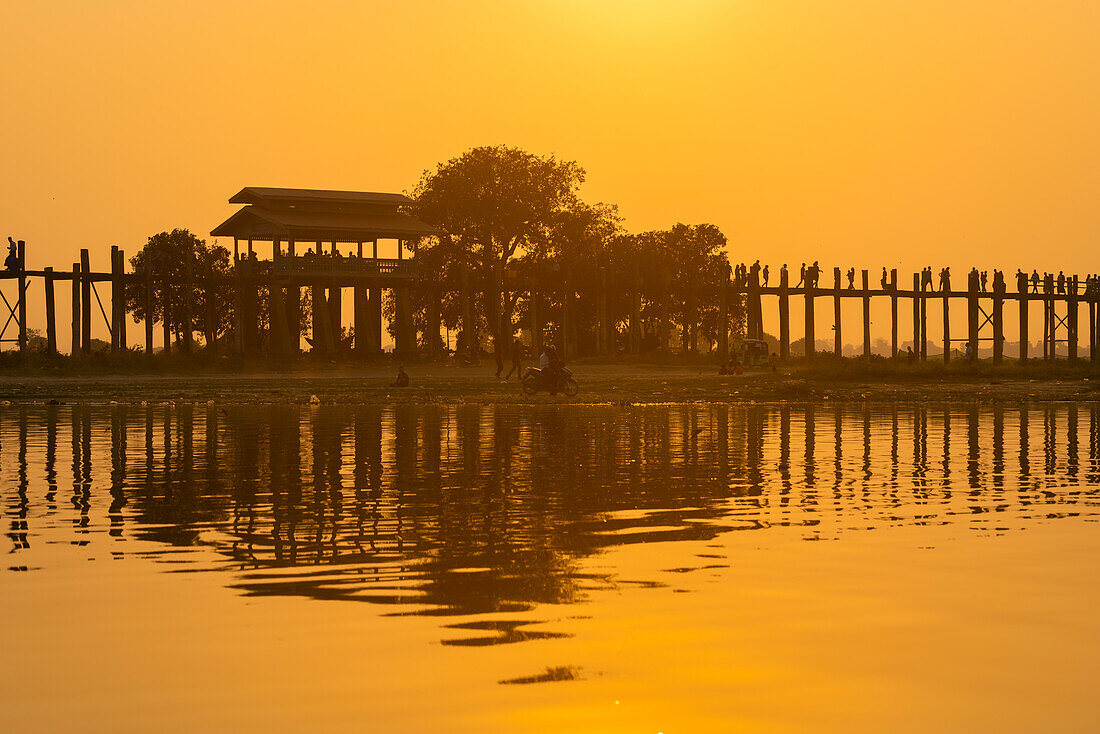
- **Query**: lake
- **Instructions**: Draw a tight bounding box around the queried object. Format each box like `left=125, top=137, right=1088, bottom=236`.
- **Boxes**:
left=2, top=401, right=1098, bottom=732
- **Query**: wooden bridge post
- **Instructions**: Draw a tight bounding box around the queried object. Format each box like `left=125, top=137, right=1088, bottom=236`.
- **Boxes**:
left=44, top=267, right=56, bottom=356
left=17, top=240, right=27, bottom=353
left=745, top=270, right=758, bottom=341
left=718, top=263, right=729, bottom=360
left=80, top=249, right=91, bottom=354
left=890, top=269, right=898, bottom=359
left=426, top=286, right=441, bottom=359
left=110, top=246, right=122, bottom=353
left=353, top=281, right=367, bottom=357
left=1068, top=275, right=1079, bottom=362
left=286, top=240, right=299, bottom=354
left=1018, top=271, right=1029, bottom=362
left=232, top=242, right=242, bottom=354
left=1044, top=273, right=1054, bottom=360
left=369, top=286, right=383, bottom=356
left=862, top=270, right=871, bottom=359
left=329, top=284, right=343, bottom=351
left=71, top=261, right=81, bottom=356
left=778, top=266, right=790, bottom=361
left=459, top=262, right=472, bottom=359
left=992, top=273, right=1004, bottom=364
left=310, top=283, right=328, bottom=355
left=912, top=273, right=920, bottom=361
left=145, top=259, right=154, bottom=356
left=395, top=286, right=413, bottom=358
left=630, top=263, right=641, bottom=353
left=967, top=270, right=979, bottom=360
left=1090, top=287, right=1097, bottom=364
left=117, top=248, right=127, bottom=352
left=804, top=275, right=815, bottom=359
left=919, top=274, right=928, bottom=361
left=941, top=270, right=951, bottom=363
left=833, top=267, right=842, bottom=356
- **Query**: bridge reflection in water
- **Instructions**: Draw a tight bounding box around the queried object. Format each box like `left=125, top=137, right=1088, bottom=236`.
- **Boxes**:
left=3, top=402, right=1099, bottom=615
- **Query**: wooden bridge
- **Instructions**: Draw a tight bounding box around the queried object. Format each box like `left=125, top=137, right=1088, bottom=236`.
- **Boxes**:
left=1, top=188, right=1097, bottom=364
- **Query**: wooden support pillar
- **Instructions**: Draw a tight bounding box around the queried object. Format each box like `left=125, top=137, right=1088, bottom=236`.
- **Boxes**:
left=369, top=286, right=383, bottom=356
left=1068, top=276, right=1079, bottom=362
left=630, top=263, right=641, bottom=354
left=145, top=259, right=154, bottom=356
left=17, top=240, right=27, bottom=353
left=804, top=276, right=815, bottom=359
left=80, top=249, right=91, bottom=354
left=833, top=268, right=842, bottom=356
left=718, top=263, right=730, bottom=360
left=942, top=272, right=951, bottom=363
left=919, top=275, right=928, bottom=361
left=890, top=269, right=898, bottom=359
left=161, top=266, right=171, bottom=356
left=426, top=287, right=441, bottom=359
left=71, top=262, right=81, bottom=356
left=182, top=246, right=193, bottom=353
left=745, top=272, right=758, bottom=341
left=1018, top=271, right=1029, bottom=362
left=779, top=266, right=790, bottom=360
left=394, top=286, right=412, bottom=358
left=269, top=278, right=286, bottom=357
left=967, top=270, right=979, bottom=361
left=354, top=284, right=367, bottom=357
left=459, top=262, right=472, bottom=359
left=328, top=284, right=343, bottom=350
left=116, top=248, right=127, bottom=352
left=286, top=240, right=300, bottom=354
left=993, top=275, right=1004, bottom=364
left=862, top=270, right=871, bottom=359
left=912, top=273, right=920, bottom=362
left=110, top=246, right=121, bottom=353
left=1090, top=294, right=1097, bottom=364
left=311, top=284, right=328, bottom=355
left=44, top=267, right=56, bottom=356
left=530, top=288, right=542, bottom=356
left=1045, top=274, right=1055, bottom=360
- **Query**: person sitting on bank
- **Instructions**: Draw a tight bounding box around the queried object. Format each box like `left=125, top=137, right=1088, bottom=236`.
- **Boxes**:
left=718, top=359, right=735, bottom=375
left=390, top=365, right=409, bottom=387
left=906, top=346, right=916, bottom=364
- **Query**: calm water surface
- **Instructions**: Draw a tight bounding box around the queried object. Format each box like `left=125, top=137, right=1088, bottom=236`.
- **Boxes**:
left=2, top=402, right=1099, bottom=732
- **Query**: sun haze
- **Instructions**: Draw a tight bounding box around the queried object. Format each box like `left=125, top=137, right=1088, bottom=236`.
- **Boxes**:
left=1, top=0, right=1098, bottom=274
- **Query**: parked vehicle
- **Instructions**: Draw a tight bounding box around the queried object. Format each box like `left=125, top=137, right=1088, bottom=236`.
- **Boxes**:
left=521, top=366, right=579, bottom=396
left=731, top=338, right=773, bottom=370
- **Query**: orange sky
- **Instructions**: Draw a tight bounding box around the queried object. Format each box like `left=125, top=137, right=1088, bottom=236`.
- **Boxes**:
left=2, top=0, right=1098, bottom=279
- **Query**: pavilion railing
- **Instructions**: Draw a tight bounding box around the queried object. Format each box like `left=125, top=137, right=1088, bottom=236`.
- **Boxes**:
left=268, top=256, right=417, bottom=279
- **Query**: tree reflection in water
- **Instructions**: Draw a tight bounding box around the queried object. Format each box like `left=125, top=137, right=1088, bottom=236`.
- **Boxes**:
left=2, top=402, right=1099, bottom=620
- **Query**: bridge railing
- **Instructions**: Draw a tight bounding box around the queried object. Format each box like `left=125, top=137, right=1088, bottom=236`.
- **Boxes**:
left=270, top=256, right=417, bottom=279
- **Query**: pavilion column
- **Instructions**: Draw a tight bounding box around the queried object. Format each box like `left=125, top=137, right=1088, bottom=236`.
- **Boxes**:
left=394, top=286, right=413, bottom=358
left=354, top=281, right=368, bottom=358
left=369, top=285, right=383, bottom=356
left=328, top=284, right=343, bottom=352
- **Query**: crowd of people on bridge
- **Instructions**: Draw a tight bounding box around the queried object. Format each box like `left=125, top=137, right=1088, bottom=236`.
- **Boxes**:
left=729, top=259, right=1100, bottom=298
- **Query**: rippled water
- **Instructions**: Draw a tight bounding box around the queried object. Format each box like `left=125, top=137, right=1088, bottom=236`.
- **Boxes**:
left=3, top=402, right=1099, bottom=732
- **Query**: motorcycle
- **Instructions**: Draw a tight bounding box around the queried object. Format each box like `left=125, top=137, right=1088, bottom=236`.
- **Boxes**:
left=521, top=366, right=579, bottom=396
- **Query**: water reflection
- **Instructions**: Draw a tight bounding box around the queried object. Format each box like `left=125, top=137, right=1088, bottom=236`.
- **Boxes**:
left=3, top=402, right=1099, bottom=616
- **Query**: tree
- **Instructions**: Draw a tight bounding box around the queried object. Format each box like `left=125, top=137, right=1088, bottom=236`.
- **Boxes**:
left=125, top=229, right=234, bottom=348
left=410, top=145, right=586, bottom=356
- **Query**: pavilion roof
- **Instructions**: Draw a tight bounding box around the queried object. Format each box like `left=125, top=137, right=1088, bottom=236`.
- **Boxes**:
left=211, top=187, right=438, bottom=242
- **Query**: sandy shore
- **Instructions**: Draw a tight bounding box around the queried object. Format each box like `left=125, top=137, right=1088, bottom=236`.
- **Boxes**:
left=1, top=363, right=1097, bottom=405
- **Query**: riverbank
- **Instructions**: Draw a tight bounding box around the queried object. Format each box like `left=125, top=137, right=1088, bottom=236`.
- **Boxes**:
left=1, top=360, right=1097, bottom=405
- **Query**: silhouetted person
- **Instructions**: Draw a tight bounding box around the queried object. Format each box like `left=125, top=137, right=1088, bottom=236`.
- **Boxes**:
left=980, top=270, right=988, bottom=292
left=1057, top=271, right=1066, bottom=294
left=390, top=365, right=409, bottom=387
left=797, top=263, right=806, bottom=288
left=505, top=336, right=524, bottom=379
left=1031, top=270, right=1040, bottom=293
left=880, top=267, right=888, bottom=290
left=761, top=264, right=769, bottom=287
left=809, top=261, right=821, bottom=288
left=906, top=346, right=915, bottom=364
left=938, top=267, right=950, bottom=292
left=780, top=263, right=788, bottom=284
left=4, top=237, right=18, bottom=271
left=846, top=267, right=855, bottom=289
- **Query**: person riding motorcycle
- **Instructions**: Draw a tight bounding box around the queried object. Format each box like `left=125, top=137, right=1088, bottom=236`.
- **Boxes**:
left=539, top=345, right=564, bottom=394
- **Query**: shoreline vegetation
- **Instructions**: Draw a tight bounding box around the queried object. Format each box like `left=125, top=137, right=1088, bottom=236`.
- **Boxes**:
left=0, top=354, right=1096, bottom=405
